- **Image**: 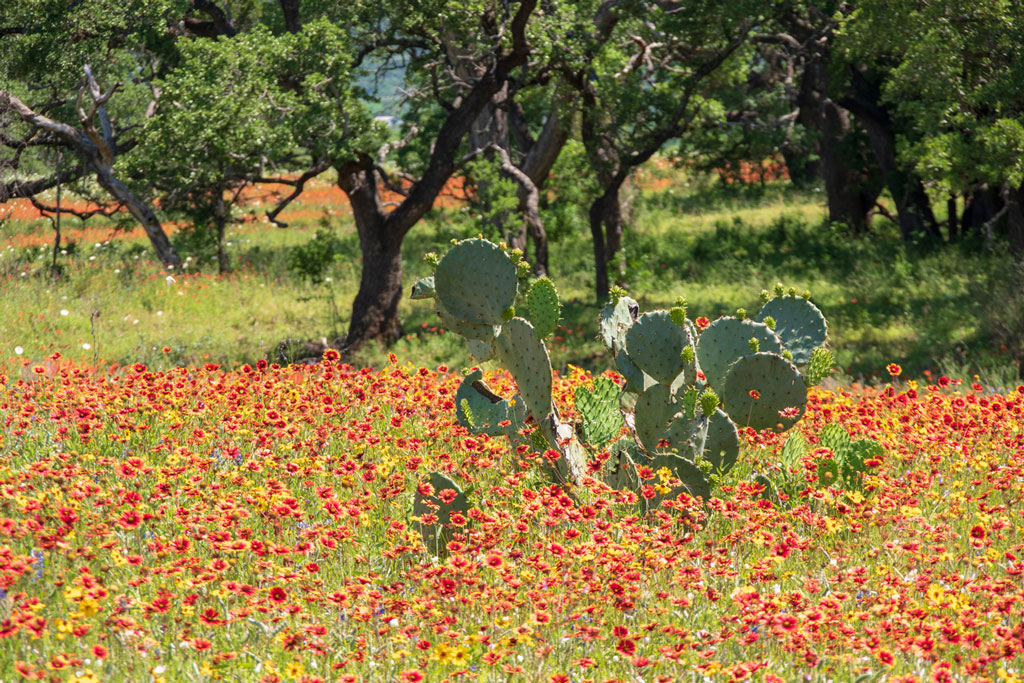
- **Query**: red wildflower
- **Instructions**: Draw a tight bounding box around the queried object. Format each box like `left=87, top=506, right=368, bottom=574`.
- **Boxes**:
left=269, top=587, right=287, bottom=604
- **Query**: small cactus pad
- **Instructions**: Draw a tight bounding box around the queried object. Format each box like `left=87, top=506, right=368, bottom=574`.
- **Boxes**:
left=413, top=472, right=469, bottom=555
left=526, top=278, right=561, bottom=339
left=599, top=296, right=639, bottom=351
left=634, top=383, right=680, bottom=452
left=644, top=452, right=711, bottom=510
left=703, top=408, right=740, bottom=473
left=435, top=299, right=500, bottom=342
left=615, top=349, right=656, bottom=395
left=664, top=414, right=708, bottom=461
left=466, top=338, right=495, bottom=362
left=410, top=276, right=435, bottom=300
left=755, top=296, right=827, bottom=365
left=455, top=369, right=525, bottom=436
left=434, top=239, right=518, bottom=325
left=696, top=317, right=783, bottom=394
left=574, top=376, right=625, bottom=448
left=496, top=317, right=553, bottom=421
left=722, top=352, right=807, bottom=432
left=625, top=311, right=694, bottom=385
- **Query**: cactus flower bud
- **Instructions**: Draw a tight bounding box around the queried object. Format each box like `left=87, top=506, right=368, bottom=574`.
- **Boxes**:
left=774, top=283, right=784, bottom=297
left=749, top=337, right=760, bottom=353
left=736, top=308, right=746, bottom=320
left=782, top=349, right=793, bottom=361
left=669, top=306, right=687, bottom=326
left=802, top=290, right=811, bottom=300
left=424, top=252, right=439, bottom=267
left=762, top=316, right=776, bottom=330
left=681, top=346, right=694, bottom=363
left=502, top=306, right=516, bottom=322
left=759, top=289, right=770, bottom=304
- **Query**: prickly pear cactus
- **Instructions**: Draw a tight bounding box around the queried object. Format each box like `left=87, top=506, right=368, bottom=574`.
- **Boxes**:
left=495, top=317, right=553, bottom=421
left=455, top=369, right=525, bottom=436
left=413, top=237, right=835, bottom=519
left=599, top=296, right=639, bottom=352
left=696, top=317, right=783, bottom=394
left=641, top=450, right=711, bottom=512
left=626, top=311, right=695, bottom=386
left=575, top=376, right=624, bottom=448
left=755, top=295, right=826, bottom=365
left=434, top=238, right=518, bottom=325
left=722, top=352, right=807, bottom=432
left=410, top=276, right=435, bottom=300
left=634, top=384, right=680, bottom=452
left=413, top=472, right=469, bottom=555
left=703, top=408, right=740, bottom=473
left=526, top=277, right=561, bottom=339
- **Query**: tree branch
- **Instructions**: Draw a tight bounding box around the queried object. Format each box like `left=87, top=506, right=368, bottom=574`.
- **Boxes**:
left=265, top=160, right=331, bottom=227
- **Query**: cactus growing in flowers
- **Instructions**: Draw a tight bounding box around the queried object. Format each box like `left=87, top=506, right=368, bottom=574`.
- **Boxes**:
left=413, top=237, right=834, bottom=515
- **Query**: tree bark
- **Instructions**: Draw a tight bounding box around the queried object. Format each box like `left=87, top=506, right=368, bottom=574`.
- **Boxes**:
left=349, top=232, right=405, bottom=346
left=839, top=67, right=939, bottom=241
left=1, top=87, right=182, bottom=269
left=794, top=41, right=876, bottom=232
left=1006, top=184, right=1024, bottom=258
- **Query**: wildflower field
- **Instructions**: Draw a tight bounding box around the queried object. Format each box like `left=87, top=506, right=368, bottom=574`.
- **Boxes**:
left=2, top=353, right=1022, bottom=683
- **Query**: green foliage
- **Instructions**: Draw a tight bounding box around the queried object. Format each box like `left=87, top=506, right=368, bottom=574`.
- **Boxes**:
left=287, top=229, right=343, bottom=284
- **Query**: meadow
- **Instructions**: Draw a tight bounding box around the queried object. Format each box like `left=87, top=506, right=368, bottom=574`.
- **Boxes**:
left=1, top=169, right=1020, bottom=388
left=1, top=172, right=1023, bottom=683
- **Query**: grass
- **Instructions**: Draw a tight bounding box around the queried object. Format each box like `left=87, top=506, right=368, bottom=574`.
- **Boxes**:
left=1, top=168, right=1020, bottom=386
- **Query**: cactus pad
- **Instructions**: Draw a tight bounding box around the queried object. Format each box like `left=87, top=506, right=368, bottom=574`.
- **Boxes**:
left=703, top=408, right=740, bottom=473
left=644, top=452, right=711, bottom=510
left=722, top=352, right=807, bottom=432
left=696, top=317, right=783, bottom=394
left=634, top=383, right=680, bottom=452
left=615, top=349, right=655, bottom=395
left=755, top=296, right=827, bottom=365
left=574, top=376, right=624, bottom=448
left=496, top=317, right=553, bottom=421
left=663, top=414, right=708, bottom=461
left=434, top=238, right=518, bottom=325
left=599, top=296, right=639, bottom=352
left=413, top=472, right=469, bottom=555
left=526, top=277, right=561, bottom=339
left=466, top=338, right=495, bottom=362
left=625, top=311, right=694, bottom=385
left=435, top=299, right=500, bottom=342
left=455, top=369, right=525, bottom=436
left=410, top=276, right=435, bottom=300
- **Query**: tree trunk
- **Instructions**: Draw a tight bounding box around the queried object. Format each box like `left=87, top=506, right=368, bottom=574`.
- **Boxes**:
left=589, top=196, right=609, bottom=303
left=92, top=163, right=182, bottom=269
left=961, top=185, right=1002, bottom=233
left=840, top=67, right=939, bottom=241
left=947, top=194, right=959, bottom=242
left=347, top=232, right=405, bottom=347
left=1006, top=184, right=1024, bottom=258
left=796, top=50, right=875, bottom=232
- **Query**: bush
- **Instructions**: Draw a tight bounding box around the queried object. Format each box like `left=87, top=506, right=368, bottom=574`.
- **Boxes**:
left=287, top=228, right=344, bottom=284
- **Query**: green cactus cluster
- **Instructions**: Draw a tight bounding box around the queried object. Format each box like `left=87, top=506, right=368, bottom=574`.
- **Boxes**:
left=409, top=239, right=836, bottom=537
